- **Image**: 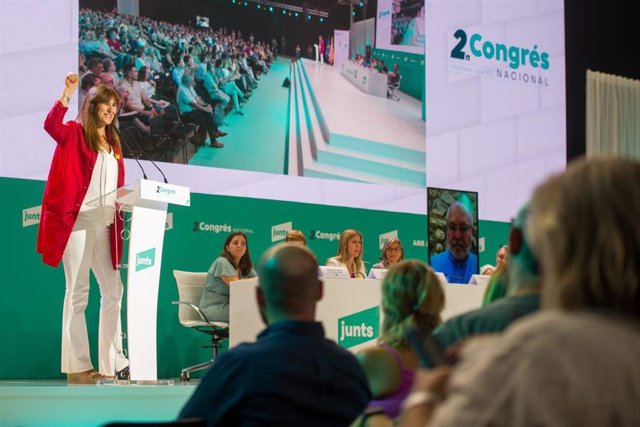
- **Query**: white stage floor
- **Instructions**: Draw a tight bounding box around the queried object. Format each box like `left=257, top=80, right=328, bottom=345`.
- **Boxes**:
left=300, top=59, right=425, bottom=152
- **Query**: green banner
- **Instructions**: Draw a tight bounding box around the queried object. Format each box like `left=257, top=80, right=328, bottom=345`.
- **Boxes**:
left=338, top=306, right=380, bottom=348
left=0, top=177, right=508, bottom=379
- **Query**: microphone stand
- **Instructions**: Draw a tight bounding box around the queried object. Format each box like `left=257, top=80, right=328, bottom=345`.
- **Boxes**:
left=115, top=126, right=148, bottom=180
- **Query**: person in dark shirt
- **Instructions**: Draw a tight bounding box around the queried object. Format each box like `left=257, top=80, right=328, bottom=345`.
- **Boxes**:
left=178, top=244, right=371, bottom=427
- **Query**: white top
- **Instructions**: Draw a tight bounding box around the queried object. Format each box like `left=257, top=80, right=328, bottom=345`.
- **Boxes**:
left=326, top=256, right=367, bottom=279
left=119, top=79, right=145, bottom=111
left=430, top=310, right=640, bottom=427
left=140, top=80, right=155, bottom=99
left=80, top=148, right=118, bottom=225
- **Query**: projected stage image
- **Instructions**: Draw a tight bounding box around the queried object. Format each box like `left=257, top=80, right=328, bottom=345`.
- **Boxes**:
left=392, top=0, right=425, bottom=47
left=78, top=2, right=426, bottom=189
left=376, top=0, right=425, bottom=55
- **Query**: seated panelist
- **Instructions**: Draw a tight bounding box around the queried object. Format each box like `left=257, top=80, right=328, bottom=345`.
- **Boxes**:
left=200, top=232, right=257, bottom=322
left=371, top=238, right=404, bottom=270
left=326, top=229, right=367, bottom=279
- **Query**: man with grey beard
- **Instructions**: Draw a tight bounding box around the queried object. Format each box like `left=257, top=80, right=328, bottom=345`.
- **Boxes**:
left=430, top=201, right=478, bottom=283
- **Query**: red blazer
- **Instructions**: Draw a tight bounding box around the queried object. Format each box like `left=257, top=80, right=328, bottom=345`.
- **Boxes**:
left=38, top=101, right=125, bottom=269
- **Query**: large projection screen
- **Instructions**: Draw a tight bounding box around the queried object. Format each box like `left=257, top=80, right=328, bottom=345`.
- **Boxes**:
left=0, top=0, right=565, bottom=223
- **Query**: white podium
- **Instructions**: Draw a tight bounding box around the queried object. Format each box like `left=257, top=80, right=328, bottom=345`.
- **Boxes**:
left=101, top=179, right=190, bottom=382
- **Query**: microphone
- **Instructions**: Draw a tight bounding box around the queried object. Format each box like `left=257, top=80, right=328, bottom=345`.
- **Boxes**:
left=127, top=130, right=169, bottom=184
left=115, top=126, right=148, bottom=180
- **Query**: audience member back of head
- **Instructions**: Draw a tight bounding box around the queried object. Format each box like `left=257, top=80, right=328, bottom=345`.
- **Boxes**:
left=179, top=244, right=371, bottom=427
left=424, top=157, right=640, bottom=427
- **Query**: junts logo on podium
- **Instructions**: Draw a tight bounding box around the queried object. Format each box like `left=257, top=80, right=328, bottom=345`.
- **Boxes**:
left=337, top=306, right=380, bottom=348
left=135, top=247, right=156, bottom=272
left=271, top=221, right=292, bottom=242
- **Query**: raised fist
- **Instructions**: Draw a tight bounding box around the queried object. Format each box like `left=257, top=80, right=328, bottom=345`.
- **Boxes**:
left=65, top=72, right=80, bottom=92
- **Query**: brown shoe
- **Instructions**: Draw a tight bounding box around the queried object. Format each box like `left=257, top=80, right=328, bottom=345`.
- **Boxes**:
left=213, top=130, right=227, bottom=138
left=67, top=369, right=106, bottom=385
left=209, top=141, right=225, bottom=148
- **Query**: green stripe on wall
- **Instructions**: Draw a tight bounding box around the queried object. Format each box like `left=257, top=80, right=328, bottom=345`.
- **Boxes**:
left=373, top=48, right=425, bottom=103
left=1, top=177, right=508, bottom=379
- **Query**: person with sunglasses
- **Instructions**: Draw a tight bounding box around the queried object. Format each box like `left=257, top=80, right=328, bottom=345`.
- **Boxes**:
left=429, top=202, right=477, bottom=284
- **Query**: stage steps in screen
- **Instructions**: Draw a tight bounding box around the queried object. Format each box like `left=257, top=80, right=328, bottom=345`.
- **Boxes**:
left=288, top=60, right=426, bottom=188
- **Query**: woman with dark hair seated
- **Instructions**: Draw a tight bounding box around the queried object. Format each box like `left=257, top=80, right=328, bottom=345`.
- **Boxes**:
left=200, top=232, right=257, bottom=322
left=137, top=65, right=156, bottom=99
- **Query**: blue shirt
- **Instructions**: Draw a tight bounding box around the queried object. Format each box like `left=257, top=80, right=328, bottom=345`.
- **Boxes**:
left=179, top=320, right=371, bottom=427
left=430, top=250, right=478, bottom=284
left=176, top=84, right=199, bottom=114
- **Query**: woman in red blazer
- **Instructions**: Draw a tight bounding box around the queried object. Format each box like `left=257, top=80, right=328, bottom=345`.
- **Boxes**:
left=39, top=73, right=129, bottom=384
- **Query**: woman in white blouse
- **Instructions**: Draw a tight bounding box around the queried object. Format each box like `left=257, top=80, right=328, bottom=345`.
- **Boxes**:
left=326, top=229, right=367, bottom=278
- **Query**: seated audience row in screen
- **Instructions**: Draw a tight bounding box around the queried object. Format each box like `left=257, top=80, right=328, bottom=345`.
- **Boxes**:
left=78, top=8, right=273, bottom=156
left=178, top=157, right=639, bottom=427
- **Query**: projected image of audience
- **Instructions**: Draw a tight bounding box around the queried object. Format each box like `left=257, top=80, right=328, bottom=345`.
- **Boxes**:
left=79, top=0, right=425, bottom=189
left=391, top=0, right=425, bottom=47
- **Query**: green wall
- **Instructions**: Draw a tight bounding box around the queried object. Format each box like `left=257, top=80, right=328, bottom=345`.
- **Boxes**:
left=0, top=177, right=508, bottom=379
left=373, top=48, right=425, bottom=102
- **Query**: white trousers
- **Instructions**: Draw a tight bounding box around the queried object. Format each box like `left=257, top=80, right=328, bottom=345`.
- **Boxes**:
left=61, top=211, right=128, bottom=375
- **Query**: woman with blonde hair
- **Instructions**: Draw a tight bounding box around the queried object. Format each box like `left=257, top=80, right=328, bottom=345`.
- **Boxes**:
left=327, top=229, right=367, bottom=278
left=371, top=238, right=405, bottom=270
left=39, top=73, right=129, bottom=383
left=357, top=261, right=445, bottom=420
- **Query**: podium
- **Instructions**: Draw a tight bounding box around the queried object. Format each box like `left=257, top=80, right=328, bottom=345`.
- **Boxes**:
left=94, top=179, right=190, bottom=382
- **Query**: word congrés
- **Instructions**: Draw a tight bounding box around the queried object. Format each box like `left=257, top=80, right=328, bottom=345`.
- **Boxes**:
left=451, top=29, right=550, bottom=71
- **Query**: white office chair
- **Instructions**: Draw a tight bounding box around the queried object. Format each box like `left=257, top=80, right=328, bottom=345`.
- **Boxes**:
left=387, top=75, right=402, bottom=101
left=172, top=270, right=229, bottom=382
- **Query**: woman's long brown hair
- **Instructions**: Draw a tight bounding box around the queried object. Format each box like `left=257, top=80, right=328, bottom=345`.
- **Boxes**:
left=220, top=232, right=254, bottom=277
left=78, top=84, right=122, bottom=153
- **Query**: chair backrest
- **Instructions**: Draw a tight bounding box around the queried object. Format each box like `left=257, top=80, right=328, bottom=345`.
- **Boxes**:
left=173, top=270, right=208, bottom=324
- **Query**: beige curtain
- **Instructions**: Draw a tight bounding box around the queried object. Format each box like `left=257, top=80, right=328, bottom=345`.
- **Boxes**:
left=586, top=70, right=640, bottom=160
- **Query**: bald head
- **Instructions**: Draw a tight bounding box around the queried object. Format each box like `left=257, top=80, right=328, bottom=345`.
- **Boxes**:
left=257, top=244, right=322, bottom=323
